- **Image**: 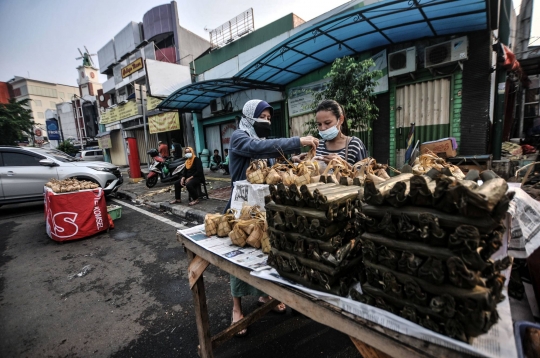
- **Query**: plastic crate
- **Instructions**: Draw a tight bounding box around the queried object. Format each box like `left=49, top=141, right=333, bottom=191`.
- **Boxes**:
left=107, top=205, right=122, bottom=220
left=514, top=320, right=540, bottom=358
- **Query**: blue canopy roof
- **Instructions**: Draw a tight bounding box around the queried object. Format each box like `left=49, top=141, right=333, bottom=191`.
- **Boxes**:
left=160, top=0, right=491, bottom=111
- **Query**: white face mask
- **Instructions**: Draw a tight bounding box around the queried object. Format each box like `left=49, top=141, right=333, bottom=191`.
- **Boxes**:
left=319, top=124, right=340, bottom=141
left=185, top=153, right=192, bottom=158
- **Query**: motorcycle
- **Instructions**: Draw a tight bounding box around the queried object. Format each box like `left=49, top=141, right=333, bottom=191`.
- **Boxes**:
left=145, top=149, right=186, bottom=188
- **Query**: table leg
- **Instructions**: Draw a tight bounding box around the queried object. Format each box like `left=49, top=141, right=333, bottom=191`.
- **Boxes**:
left=350, top=336, right=393, bottom=358
left=186, top=249, right=213, bottom=358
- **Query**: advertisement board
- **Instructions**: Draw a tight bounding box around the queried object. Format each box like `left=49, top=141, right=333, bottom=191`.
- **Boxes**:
left=148, top=112, right=180, bottom=134
left=45, top=119, right=61, bottom=140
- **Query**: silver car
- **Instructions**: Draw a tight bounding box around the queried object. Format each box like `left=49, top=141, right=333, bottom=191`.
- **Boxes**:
left=75, top=149, right=105, bottom=161
left=0, top=146, right=123, bottom=205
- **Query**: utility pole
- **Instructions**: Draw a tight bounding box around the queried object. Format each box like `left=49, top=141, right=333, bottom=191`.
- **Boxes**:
left=139, top=84, right=150, bottom=169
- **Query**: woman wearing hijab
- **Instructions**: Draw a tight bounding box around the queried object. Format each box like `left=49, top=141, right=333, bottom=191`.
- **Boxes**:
left=169, top=147, right=205, bottom=206
left=293, top=99, right=368, bottom=165
left=226, top=99, right=319, bottom=336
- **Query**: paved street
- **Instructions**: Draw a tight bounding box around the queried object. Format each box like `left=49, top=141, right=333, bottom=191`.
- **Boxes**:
left=0, top=198, right=360, bottom=358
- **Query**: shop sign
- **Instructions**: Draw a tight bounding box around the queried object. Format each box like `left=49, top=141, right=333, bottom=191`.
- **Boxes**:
left=221, top=123, right=236, bottom=145
left=370, top=49, right=388, bottom=94
left=148, top=112, right=180, bottom=134
left=116, top=101, right=139, bottom=120
left=100, top=108, right=119, bottom=125
left=97, top=135, right=112, bottom=149
left=121, top=58, right=143, bottom=78
left=146, top=96, right=163, bottom=112
left=287, top=78, right=331, bottom=117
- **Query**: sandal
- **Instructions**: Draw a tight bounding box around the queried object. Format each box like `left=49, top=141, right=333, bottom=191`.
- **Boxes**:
left=257, top=296, right=287, bottom=314
left=231, top=311, right=248, bottom=337
left=169, top=199, right=181, bottom=204
left=188, top=199, right=200, bottom=206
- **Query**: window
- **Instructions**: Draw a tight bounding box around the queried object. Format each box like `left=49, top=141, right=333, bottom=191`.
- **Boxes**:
left=58, top=92, right=64, bottom=99
left=37, top=112, right=44, bottom=119
left=2, top=152, right=43, bottom=166
left=27, top=85, right=57, bottom=98
left=50, top=101, right=56, bottom=108
left=34, top=100, right=42, bottom=106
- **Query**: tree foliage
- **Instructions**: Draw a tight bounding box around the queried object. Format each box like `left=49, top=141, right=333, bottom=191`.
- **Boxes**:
left=0, top=98, right=36, bottom=145
left=303, top=57, right=382, bottom=140
left=57, top=141, right=76, bottom=155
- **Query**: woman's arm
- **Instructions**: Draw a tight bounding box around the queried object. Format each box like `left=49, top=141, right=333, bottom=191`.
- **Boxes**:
left=230, top=130, right=318, bottom=159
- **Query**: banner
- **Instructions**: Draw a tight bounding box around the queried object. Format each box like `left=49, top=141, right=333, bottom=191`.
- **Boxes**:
left=45, top=119, right=61, bottom=140
left=146, top=96, right=163, bottom=112
left=148, top=111, right=180, bottom=134
left=287, top=78, right=331, bottom=117
left=370, top=49, right=388, bottom=94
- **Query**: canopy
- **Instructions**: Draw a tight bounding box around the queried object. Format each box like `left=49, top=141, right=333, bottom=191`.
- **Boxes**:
left=158, top=78, right=282, bottom=112
left=160, top=0, right=492, bottom=111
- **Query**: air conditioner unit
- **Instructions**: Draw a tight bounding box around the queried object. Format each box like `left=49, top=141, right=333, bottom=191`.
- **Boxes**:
left=210, top=98, right=224, bottom=113
left=425, top=36, right=468, bottom=68
left=388, top=47, right=416, bottom=77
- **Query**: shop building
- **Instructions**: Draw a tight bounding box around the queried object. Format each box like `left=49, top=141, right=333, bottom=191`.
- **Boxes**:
left=96, top=1, right=210, bottom=166
left=160, top=0, right=517, bottom=168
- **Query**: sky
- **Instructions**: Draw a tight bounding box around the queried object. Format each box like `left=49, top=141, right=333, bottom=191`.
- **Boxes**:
left=0, top=0, right=350, bottom=87
left=0, top=0, right=534, bottom=88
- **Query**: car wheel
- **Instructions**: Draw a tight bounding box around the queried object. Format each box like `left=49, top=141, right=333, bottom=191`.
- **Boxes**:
left=146, top=175, right=158, bottom=188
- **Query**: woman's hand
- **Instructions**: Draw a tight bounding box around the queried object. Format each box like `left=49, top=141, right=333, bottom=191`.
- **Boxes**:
left=292, top=153, right=308, bottom=163
left=300, top=136, right=319, bottom=151
left=186, top=177, right=192, bottom=183
left=181, top=178, right=186, bottom=186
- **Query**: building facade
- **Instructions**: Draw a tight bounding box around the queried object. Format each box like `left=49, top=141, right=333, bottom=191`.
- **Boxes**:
left=7, top=77, right=80, bottom=142
left=97, top=1, right=210, bottom=166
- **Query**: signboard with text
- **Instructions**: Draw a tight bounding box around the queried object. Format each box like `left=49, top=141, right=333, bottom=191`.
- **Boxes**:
left=287, top=78, right=331, bottom=117
left=121, top=57, right=144, bottom=78
left=148, top=112, right=180, bottom=134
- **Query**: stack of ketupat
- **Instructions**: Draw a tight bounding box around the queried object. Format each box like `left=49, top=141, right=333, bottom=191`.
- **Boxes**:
left=352, top=163, right=514, bottom=343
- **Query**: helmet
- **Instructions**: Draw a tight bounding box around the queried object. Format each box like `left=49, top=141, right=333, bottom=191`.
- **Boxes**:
left=147, top=148, right=159, bottom=157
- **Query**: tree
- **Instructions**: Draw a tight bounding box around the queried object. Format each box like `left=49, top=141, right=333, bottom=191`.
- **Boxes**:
left=57, top=140, right=76, bottom=155
left=0, top=98, right=36, bottom=145
left=303, top=56, right=382, bottom=151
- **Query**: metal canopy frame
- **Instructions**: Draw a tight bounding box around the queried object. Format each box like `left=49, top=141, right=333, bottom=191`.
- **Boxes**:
left=159, top=0, right=490, bottom=111
left=236, top=0, right=489, bottom=85
left=158, top=78, right=283, bottom=111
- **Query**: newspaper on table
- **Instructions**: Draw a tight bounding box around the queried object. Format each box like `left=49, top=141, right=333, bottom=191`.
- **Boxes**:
left=179, top=225, right=270, bottom=271
left=507, top=187, right=540, bottom=258
left=230, top=180, right=270, bottom=218
left=178, top=225, right=517, bottom=358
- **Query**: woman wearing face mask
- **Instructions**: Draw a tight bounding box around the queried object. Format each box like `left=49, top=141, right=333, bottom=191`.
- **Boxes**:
left=226, top=99, right=319, bottom=336
left=169, top=147, right=205, bottom=206
left=293, top=99, right=368, bottom=165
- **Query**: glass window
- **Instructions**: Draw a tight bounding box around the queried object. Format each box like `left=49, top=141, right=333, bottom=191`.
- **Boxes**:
left=50, top=101, right=56, bottom=108
left=58, top=92, right=64, bottom=99
left=34, top=100, right=42, bottom=106
left=2, top=152, right=43, bottom=166
left=42, top=149, right=78, bottom=162
left=37, top=112, right=44, bottom=119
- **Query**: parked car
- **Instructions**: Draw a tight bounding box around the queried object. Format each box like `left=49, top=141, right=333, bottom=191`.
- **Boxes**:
left=75, top=148, right=104, bottom=161
left=0, top=146, right=123, bottom=206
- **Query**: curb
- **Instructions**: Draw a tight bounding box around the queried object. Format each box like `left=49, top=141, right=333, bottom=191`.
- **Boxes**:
left=115, top=190, right=207, bottom=224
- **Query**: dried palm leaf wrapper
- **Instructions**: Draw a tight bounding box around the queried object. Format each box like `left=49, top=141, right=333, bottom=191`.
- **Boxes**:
left=204, top=213, right=222, bottom=236
left=246, top=160, right=268, bottom=184
left=217, top=209, right=237, bottom=237
left=229, top=224, right=248, bottom=247
left=261, top=230, right=271, bottom=254
left=280, top=168, right=296, bottom=186
left=412, top=151, right=465, bottom=179
left=265, top=164, right=284, bottom=185
left=294, top=163, right=312, bottom=186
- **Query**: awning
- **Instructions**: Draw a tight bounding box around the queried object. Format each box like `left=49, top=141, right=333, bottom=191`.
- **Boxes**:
left=95, top=131, right=111, bottom=138
left=160, top=0, right=493, bottom=111
left=158, top=78, right=283, bottom=111
left=237, top=0, right=491, bottom=85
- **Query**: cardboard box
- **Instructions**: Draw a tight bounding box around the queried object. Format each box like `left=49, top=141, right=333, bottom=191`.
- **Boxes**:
left=420, top=138, right=457, bottom=158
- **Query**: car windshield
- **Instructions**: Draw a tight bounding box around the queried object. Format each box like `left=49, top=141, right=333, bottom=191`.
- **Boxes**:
left=75, top=152, right=81, bottom=158
left=41, top=149, right=81, bottom=162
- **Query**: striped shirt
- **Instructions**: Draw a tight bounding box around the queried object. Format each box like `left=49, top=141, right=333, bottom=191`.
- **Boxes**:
left=316, top=136, right=368, bottom=165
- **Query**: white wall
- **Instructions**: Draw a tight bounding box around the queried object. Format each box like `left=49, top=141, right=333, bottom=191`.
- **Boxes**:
left=201, top=89, right=284, bottom=119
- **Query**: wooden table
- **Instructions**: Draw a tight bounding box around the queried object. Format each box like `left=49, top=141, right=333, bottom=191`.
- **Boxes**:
left=177, top=232, right=476, bottom=358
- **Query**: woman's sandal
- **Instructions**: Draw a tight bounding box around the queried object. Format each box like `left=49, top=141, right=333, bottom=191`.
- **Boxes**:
left=188, top=199, right=200, bottom=206
left=169, top=199, right=181, bottom=204
left=257, top=296, right=287, bottom=314
left=231, top=311, right=248, bottom=337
